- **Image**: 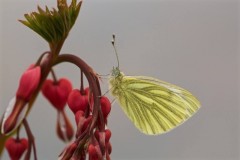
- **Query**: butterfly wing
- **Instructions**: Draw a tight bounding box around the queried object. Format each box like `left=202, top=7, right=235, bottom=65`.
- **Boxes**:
left=110, top=75, right=200, bottom=135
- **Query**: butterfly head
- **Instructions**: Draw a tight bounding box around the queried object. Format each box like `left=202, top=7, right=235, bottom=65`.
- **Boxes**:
left=109, top=66, right=124, bottom=96
left=111, top=66, right=121, bottom=78
left=111, top=67, right=121, bottom=78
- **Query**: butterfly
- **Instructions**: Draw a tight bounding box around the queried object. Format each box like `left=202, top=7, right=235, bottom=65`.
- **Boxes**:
left=108, top=35, right=200, bottom=135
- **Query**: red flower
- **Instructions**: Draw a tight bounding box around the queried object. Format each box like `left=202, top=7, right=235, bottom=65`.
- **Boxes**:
left=75, top=111, right=92, bottom=138
left=42, top=78, right=72, bottom=110
left=74, top=110, right=85, bottom=125
left=5, top=137, right=28, bottom=160
left=67, top=88, right=89, bottom=113
left=16, top=65, right=41, bottom=101
left=100, top=96, right=111, bottom=118
left=94, top=129, right=112, bottom=143
left=90, top=96, right=111, bottom=118
left=88, top=144, right=99, bottom=160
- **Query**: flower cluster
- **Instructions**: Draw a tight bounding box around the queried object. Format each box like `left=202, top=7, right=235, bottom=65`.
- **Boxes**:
left=0, top=0, right=113, bottom=159
left=59, top=86, right=112, bottom=159
left=2, top=55, right=112, bottom=160
left=41, top=73, right=112, bottom=160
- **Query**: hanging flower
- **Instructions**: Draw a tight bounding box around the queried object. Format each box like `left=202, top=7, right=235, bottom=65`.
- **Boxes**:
left=1, top=65, right=41, bottom=135
left=5, top=137, right=28, bottom=160
left=67, top=88, right=89, bottom=114
left=42, top=78, right=72, bottom=111
left=16, top=65, right=41, bottom=101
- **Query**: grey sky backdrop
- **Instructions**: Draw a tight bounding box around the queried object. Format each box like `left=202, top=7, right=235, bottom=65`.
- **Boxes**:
left=0, top=0, right=239, bottom=160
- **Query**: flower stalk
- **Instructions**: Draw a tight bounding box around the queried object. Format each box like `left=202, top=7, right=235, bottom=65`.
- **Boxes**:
left=23, top=119, right=37, bottom=160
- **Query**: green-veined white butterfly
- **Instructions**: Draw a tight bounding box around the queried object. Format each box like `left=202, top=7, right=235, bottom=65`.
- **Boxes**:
left=108, top=35, right=200, bottom=135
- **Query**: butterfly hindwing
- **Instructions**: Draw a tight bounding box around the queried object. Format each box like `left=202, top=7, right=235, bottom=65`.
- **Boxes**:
left=110, top=75, right=200, bottom=135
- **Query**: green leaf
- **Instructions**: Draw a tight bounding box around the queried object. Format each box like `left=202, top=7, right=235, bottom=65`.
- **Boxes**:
left=19, top=0, right=82, bottom=45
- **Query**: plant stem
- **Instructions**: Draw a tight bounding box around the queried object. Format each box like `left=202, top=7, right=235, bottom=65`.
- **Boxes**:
left=16, top=126, right=20, bottom=142
left=55, top=54, right=105, bottom=157
left=49, top=39, right=66, bottom=59
left=23, top=119, right=37, bottom=160
left=80, top=70, right=84, bottom=94
left=35, top=51, right=51, bottom=65
left=51, top=69, right=58, bottom=84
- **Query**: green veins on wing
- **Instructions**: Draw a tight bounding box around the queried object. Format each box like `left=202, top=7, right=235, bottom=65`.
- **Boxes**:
left=109, top=72, right=200, bottom=135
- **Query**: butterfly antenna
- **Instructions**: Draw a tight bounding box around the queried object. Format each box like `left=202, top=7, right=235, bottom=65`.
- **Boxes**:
left=111, top=34, right=120, bottom=69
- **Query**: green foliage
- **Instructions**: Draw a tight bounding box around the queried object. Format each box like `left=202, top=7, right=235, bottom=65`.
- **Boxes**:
left=19, top=0, right=82, bottom=45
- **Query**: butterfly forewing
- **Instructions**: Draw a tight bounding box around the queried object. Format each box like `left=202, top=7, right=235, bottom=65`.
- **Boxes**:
left=110, top=75, right=200, bottom=135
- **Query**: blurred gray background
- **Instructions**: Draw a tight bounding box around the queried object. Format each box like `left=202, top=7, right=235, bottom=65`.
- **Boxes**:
left=0, top=0, right=239, bottom=160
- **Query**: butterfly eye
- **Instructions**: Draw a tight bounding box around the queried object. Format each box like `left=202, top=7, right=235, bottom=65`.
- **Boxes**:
left=111, top=67, right=120, bottom=77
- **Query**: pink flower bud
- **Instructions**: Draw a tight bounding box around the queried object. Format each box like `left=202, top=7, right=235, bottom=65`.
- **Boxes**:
left=75, top=112, right=92, bottom=138
left=74, top=110, right=85, bottom=125
left=5, top=137, right=28, bottom=160
left=56, top=110, right=74, bottom=142
left=83, top=116, right=92, bottom=131
left=16, top=65, right=41, bottom=101
left=90, top=96, right=111, bottom=119
left=88, top=144, right=98, bottom=160
left=93, top=129, right=112, bottom=156
left=67, top=88, right=89, bottom=113
left=94, top=129, right=111, bottom=143
left=100, top=96, right=111, bottom=118
left=97, top=131, right=106, bottom=155
left=42, top=78, right=72, bottom=110
left=105, top=129, right=111, bottom=143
